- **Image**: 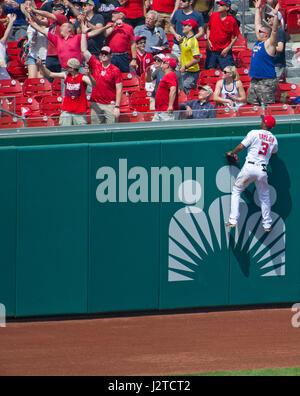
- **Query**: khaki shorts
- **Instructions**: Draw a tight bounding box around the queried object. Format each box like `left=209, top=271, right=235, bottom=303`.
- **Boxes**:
left=59, top=111, right=87, bottom=126
left=156, top=12, right=172, bottom=35
left=91, top=102, right=116, bottom=125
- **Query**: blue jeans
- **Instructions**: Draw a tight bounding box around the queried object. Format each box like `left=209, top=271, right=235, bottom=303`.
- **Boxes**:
left=111, top=53, right=130, bottom=73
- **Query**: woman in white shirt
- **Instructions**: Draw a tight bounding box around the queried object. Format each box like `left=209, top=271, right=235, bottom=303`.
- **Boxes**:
left=213, top=65, right=246, bottom=110
left=0, top=13, right=16, bottom=80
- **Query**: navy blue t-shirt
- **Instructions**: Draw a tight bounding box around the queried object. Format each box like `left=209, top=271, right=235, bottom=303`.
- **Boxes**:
left=171, top=10, right=204, bottom=45
left=274, top=28, right=286, bottom=68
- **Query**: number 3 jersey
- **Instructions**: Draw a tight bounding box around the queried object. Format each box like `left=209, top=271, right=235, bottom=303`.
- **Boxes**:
left=241, top=129, right=278, bottom=166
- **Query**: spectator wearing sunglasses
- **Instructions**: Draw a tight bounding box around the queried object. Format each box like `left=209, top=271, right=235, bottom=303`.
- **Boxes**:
left=81, top=29, right=123, bottom=124
left=206, top=0, right=240, bottom=70
left=135, top=35, right=154, bottom=76
left=247, top=0, right=279, bottom=106
left=170, top=0, right=204, bottom=58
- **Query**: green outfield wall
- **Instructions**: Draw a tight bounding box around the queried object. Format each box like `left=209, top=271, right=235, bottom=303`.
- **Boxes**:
left=0, top=127, right=299, bottom=317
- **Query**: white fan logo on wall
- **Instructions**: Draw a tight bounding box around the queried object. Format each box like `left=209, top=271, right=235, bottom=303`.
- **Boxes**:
left=168, top=166, right=286, bottom=282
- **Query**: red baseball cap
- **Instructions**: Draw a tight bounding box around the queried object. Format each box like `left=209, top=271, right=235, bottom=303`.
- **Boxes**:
left=112, top=7, right=127, bottom=17
left=181, top=19, right=198, bottom=30
left=261, top=115, right=276, bottom=129
left=135, top=36, right=147, bottom=43
left=163, top=57, right=177, bottom=69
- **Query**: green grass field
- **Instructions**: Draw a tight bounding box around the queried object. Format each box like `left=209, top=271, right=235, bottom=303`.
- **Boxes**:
left=192, top=367, right=300, bottom=376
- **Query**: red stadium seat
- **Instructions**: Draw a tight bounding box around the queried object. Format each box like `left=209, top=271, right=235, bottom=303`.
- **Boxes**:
left=6, top=60, right=27, bottom=82
left=236, top=105, right=264, bottom=117
left=26, top=115, right=55, bottom=128
left=216, top=106, right=236, bottom=118
left=236, top=49, right=252, bottom=68
left=23, top=78, right=52, bottom=101
left=265, top=103, right=295, bottom=115
left=279, top=0, right=300, bottom=34
left=293, top=104, right=300, bottom=114
left=187, top=89, right=199, bottom=101
left=178, top=91, right=188, bottom=104
left=122, top=73, right=141, bottom=95
left=52, top=79, right=62, bottom=96
left=40, top=96, right=63, bottom=117
left=0, top=115, right=25, bottom=129
left=130, top=94, right=151, bottom=113
left=232, top=35, right=248, bottom=55
left=0, top=79, right=24, bottom=97
left=277, top=83, right=300, bottom=102
left=14, top=97, right=40, bottom=117
left=198, top=69, right=222, bottom=88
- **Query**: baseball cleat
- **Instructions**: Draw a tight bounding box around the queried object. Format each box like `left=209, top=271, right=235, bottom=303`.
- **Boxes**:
left=264, top=227, right=272, bottom=233
left=225, top=222, right=236, bottom=229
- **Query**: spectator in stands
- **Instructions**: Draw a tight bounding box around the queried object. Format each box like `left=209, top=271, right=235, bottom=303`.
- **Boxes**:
left=73, top=0, right=105, bottom=57
left=136, top=35, right=154, bottom=76
left=247, top=0, right=279, bottom=106
left=180, top=85, right=216, bottom=119
left=95, top=0, right=120, bottom=25
left=179, top=19, right=201, bottom=94
left=134, top=10, right=169, bottom=55
left=28, top=4, right=68, bottom=74
left=151, top=0, right=178, bottom=34
left=153, top=57, right=179, bottom=122
left=25, top=14, right=49, bottom=78
left=37, top=57, right=93, bottom=126
left=229, top=4, right=241, bottom=28
left=206, top=0, right=240, bottom=70
left=0, top=13, right=16, bottom=80
left=81, top=28, right=123, bottom=124
left=265, top=11, right=286, bottom=81
left=213, top=65, right=246, bottom=109
left=263, top=0, right=284, bottom=29
left=193, top=0, right=215, bottom=24
left=0, top=4, right=8, bottom=40
left=105, top=8, right=137, bottom=73
left=121, top=0, right=145, bottom=29
left=170, top=0, right=204, bottom=58
left=4, top=0, right=28, bottom=41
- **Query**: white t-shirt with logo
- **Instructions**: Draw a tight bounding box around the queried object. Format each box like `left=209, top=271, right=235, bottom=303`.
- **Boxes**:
left=242, top=129, right=278, bottom=166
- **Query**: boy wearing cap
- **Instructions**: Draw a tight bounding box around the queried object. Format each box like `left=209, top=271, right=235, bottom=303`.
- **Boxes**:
left=226, top=115, right=278, bottom=233
left=37, top=57, right=93, bottom=126
left=81, top=30, right=123, bottom=124
left=136, top=35, right=154, bottom=76
left=206, top=0, right=240, bottom=70
left=170, top=0, right=204, bottom=58
left=180, top=19, right=201, bottom=94
left=153, top=57, right=179, bottom=122
left=180, top=85, right=216, bottom=119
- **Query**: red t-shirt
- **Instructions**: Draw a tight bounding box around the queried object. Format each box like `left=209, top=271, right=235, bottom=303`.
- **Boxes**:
left=105, top=23, right=135, bottom=53
left=155, top=71, right=179, bottom=112
left=48, top=32, right=82, bottom=69
left=0, top=15, right=7, bottom=40
left=136, top=51, right=154, bottom=77
left=208, top=12, right=240, bottom=52
left=123, top=0, right=144, bottom=19
left=87, top=56, right=123, bottom=105
left=47, top=14, right=68, bottom=57
left=152, top=0, right=176, bottom=14
left=62, top=74, right=88, bottom=114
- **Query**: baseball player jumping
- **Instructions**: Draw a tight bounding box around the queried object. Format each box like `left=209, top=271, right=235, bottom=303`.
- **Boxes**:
left=226, top=115, right=278, bottom=232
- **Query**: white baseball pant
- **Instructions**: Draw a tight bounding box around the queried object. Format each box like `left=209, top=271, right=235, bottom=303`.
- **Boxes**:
left=229, top=163, right=272, bottom=229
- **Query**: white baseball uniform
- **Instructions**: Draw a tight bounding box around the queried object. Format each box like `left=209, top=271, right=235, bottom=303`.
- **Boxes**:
left=229, top=129, right=278, bottom=230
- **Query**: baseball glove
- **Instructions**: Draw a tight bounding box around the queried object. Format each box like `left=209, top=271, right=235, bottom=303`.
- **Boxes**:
left=225, top=152, right=239, bottom=165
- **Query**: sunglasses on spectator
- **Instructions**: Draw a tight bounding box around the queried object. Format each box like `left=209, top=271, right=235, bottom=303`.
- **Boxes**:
left=137, top=40, right=146, bottom=44
left=181, top=0, right=189, bottom=3
left=259, top=29, right=268, bottom=34
left=223, top=70, right=231, bottom=74
left=100, top=51, right=111, bottom=56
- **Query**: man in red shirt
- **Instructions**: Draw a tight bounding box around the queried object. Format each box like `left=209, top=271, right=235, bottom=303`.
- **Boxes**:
left=136, top=35, right=154, bottom=76
left=81, top=30, right=123, bottom=124
left=151, top=0, right=178, bottom=34
left=105, top=8, right=137, bottom=72
left=206, top=0, right=240, bottom=70
left=37, top=57, right=93, bottom=126
left=153, top=57, right=179, bottom=122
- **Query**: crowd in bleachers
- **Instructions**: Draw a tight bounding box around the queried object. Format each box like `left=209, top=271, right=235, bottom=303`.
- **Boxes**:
left=0, top=0, right=300, bottom=129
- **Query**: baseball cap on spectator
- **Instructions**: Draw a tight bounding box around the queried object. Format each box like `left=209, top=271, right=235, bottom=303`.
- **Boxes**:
left=261, top=115, right=276, bottom=129
left=136, top=36, right=147, bottom=43
left=181, top=19, right=198, bottom=30
left=100, top=46, right=112, bottom=55
left=217, top=0, right=232, bottom=6
left=230, top=4, right=239, bottom=15
left=112, top=7, right=127, bottom=17
left=81, top=0, right=95, bottom=5
left=198, top=85, right=214, bottom=96
left=154, top=54, right=165, bottom=61
left=163, top=57, right=177, bottom=69
left=67, top=58, right=81, bottom=69
left=265, top=11, right=275, bottom=18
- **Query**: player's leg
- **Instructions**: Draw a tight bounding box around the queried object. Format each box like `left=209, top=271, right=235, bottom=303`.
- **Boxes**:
left=255, top=174, right=272, bottom=231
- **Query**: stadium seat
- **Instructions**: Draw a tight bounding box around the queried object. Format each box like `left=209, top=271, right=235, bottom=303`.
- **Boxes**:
left=293, top=104, right=300, bottom=114
left=23, top=78, right=52, bottom=101
left=0, top=79, right=24, bottom=98
left=279, top=0, right=300, bottom=34
left=122, top=73, right=140, bottom=95
left=232, top=35, right=248, bottom=55
left=26, top=115, right=55, bottom=128
left=52, top=79, right=62, bottom=96
left=236, top=105, right=264, bottom=117
left=198, top=69, right=222, bottom=88
left=216, top=106, right=236, bottom=118
left=178, top=91, right=188, bottom=104
left=14, top=97, right=40, bottom=117
left=6, top=60, right=27, bottom=82
left=237, top=68, right=251, bottom=88
left=277, top=83, right=300, bottom=101
left=236, top=49, right=252, bottom=68
left=0, top=115, right=25, bottom=129
left=265, top=103, right=295, bottom=115
left=130, top=91, right=151, bottom=113
left=40, top=96, right=63, bottom=117
left=187, top=89, right=199, bottom=101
